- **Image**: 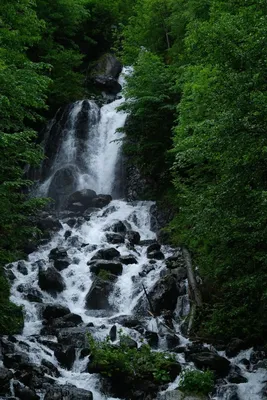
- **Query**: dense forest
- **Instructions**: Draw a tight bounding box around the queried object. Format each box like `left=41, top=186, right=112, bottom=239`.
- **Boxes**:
left=1, top=0, right=267, bottom=350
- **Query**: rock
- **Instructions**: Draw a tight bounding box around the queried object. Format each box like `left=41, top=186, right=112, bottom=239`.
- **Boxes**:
left=3, top=353, right=29, bottom=369
left=43, top=304, right=71, bottom=320
left=93, top=75, right=121, bottom=94
left=171, top=267, right=187, bottom=281
left=253, top=359, right=267, bottom=370
left=225, top=338, right=247, bottom=358
left=38, top=266, right=66, bottom=294
left=23, top=241, right=38, bottom=255
left=166, top=253, right=185, bottom=269
left=49, top=313, right=83, bottom=329
left=109, top=325, right=117, bottom=342
left=216, top=385, right=240, bottom=400
left=139, top=264, right=155, bottom=277
left=85, top=276, right=115, bottom=310
left=91, top=195, right=112, bottom=208
left=157, top=390, right=208, bottom=399
left=53, top=257, right=71, bottom=271
left=54, top=345, right=76, bottom=370
left=126, top=230, right=140, bottom=245
left=57, top=327, right=92, bottom=348
left=25, top=288, right=43, bottom=303
left=119, top=336, right=137, bottom=349
left=106, top=233, right=125, bottom=244
left=147, top=250, right=165, bottom=260
left=119, top=255, right=138, bottom=265
left=0, top=367, right=13, bottom=395
left=49, top=247, right=68, bottom=261
left=4, top=268, right=16, bottom=282
left=108, top=315, right=142, bottom=329
left=48, top=165, right=80, bottom=208
left=250, top=347, right=267, bottom=364
left=147, top=243, right=161, bottom=253
left=67, top=189, right=97, bottom=210
left=17, top=261, right=28, bottom=275
left=91, top=248, right=120, bottom=261
left=14, top=385, right=39, bottom=400
left=89, top=260, right=123, bottom=276
left=44, top=384, right=93, bottom=400
left=107, top=220, right=127, bottom=235
left=64, top=230, right=72, bottom=239
left=166, top=334, right=180, bottom=349
left=37, top=216, right=63, bottom=233
left=91, top=53, right=122, bottom=80
left=144, top=331, right=158, bottom=349
left=227, top=365, right=248, bottom=383
left=189, top=352, right=230, bottom=377
left=41, top=360, right=60, bottom=377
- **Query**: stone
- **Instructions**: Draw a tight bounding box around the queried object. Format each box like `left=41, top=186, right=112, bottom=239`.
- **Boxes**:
left=225, top=338, right=247, bottom=358
left=166, top=334, right=180, bottom=349
left=126, top=230, right=140, bottom=245
left=57, top=327, right=92, bottom=348
left=107, top=220, right=127, bottom=235
left=109, top=325, right=117, bottom=342
left=44, top=384, right=93, bottom=400
left=48, top=165, right=79, bottom=208
left=17, top=261, right=28, bottom=275
left=119, top=255, right=138, bottom=265
left=85, top=277, right=115, bottom=310
left=43, top=304, right=70, bottom=320
left=3, top=353, right=29, bottom=370
left=106, top=233, right=125, bottom=244
left=119, top=336, right=137, bottom=349
left=91, top=195, right=112, bottom=208
left=216, top=385, right=240, bottom=400
left=157, top=390, right=208, bottom=400
left=144, top=331, right=158, bottom=348
left=189, top=352, right=230, bottom=377
left=38, top=266, right=66, bottom=294
left=91, top=248, right=120, bottom=261
left=147, top=243, right=161, bottom=253
left=89, top=260, right=123, bottom=276
left=0, top=367, right=13, bottom=395
left=139, top=264, right=155, bottom=277
left=41, top=359, right=60, bottom=377
left=67, top=189, right=97, bottom=209
left=14, top=385, right=39, bottom=400
left=25, top=288, right=43, bottom=303
left=49, top=247, right=68, bottom=261
left=147, top=250, right=165, bottom=260
left=37, top=216, right=63, bottom=232
left=54, top=345, right=76, bottom=370
left=54, top=257, right=71, bottom=271
left=227, top=365, right=248, bottom=383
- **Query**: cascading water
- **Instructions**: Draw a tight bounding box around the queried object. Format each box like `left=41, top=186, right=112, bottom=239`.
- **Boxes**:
left=2, top=68, right=267, bottom=400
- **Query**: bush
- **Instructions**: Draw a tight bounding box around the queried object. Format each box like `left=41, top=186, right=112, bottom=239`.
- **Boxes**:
left=0, top=273, right=24, bottom=334
left=178, top=369, right=214, bottom=396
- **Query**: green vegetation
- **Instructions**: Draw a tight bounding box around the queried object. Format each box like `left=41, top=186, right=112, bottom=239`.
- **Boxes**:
left=0, top=274, right=23, bottom=334
left=88, top=333, right=178, bottom=385
left=178, top=369, right=214, bottom=396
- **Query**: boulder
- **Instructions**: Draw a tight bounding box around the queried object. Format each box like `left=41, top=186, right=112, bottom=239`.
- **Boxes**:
left=48, top=166, right=79, bottom=208
left=106, top=220, right=127, bottom=235
left=38, top=266, right=66, bottom=294
left=126, top=230, right=140, bottom=245
left=119, top=336, right=137, bottom=349
left=0, top=367, right=13, bottom=395
left=89, top=260, right=123, bottom=276
left=119, top=255, right=138, bottom=265
left=216, top=385, right=240, bottom=400
left=3, top=353, right=29, bottom=370
left=139, top=264, right=155, bottom=277
left=166, top=334, right=180, bottom=349
left=147, top=250, right=165, bottom=260
left=91, top=248, right=120, bottom=261
left=37, top=216, right=63, bottom=233
left=93, top=75, right=122, bottom=94
left=49, top=247, right=68, bottom=261
left=91, top=195, right=112, bottom=208
left=189, top=352, right=230, bottom=377
left=57, top=327, right=92, bottom=348
left=225, top=338, right=247, bottom=358
left=43, top=304, right=70, bottom=320
left=67, top=189, right=97, bottom=209
left=44, top=384, right=93, bottom=400
left=85, top=276, right=115, bottom=310
left=46, top=313, right=83, bottom=329
left=227, top=365, right=248, bottom=383
left=14, top=385, right=39, bottom=400
left=25, top=288, right=43, bottom=303
left=157, top=390, right=208, bottom=400
left=17, top=261, right=28, bottom=275
left=54, top=345, right=76, bottom=370
left=106, top=233, right=125, bottom=244
left=41, top=359, right=60, bottom=377
left=54, top=258, right=71, bottom=271
left=91, top=53, right=122, bottom=80
left=144, top=331, right=158, bottom=349
left=147, top=243, right=161, bottom=253
left=109, top=325, right=117, bottom=342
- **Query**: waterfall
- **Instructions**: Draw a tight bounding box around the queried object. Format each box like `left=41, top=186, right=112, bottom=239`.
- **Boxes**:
left=2, top=68, right=267, bottom=400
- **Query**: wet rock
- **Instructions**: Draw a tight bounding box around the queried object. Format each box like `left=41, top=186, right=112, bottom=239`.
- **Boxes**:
left=106, top=233, right=125, bottom=244
left=64, top=230, right=72, bottom=240
left=50, top=313, right=83, bottom=329
left=147, top=250, right=165, bottom=260
left=54, top=345, right=76, bottom=370
left=85, top=276, right=115, bottom=310
left=250, top=347, right=267, bottom=364
left=38, top=266, right=66, bottom=294
left=67, top=189, right=97, bottom=210
left=139, top=264, right=155, bottom=277
left=147, top=243, right=161, bottom=254
left=25, top=288, right=43, bottom=303
left=91, top=248, right=120, bottom=261
left=108, top=315, right=142, bottom=329
left=120, top=336, right=137, bottom=349
left=157, top=390, right=208, bottom=399
left=57, top=327, right=91, bottom=348
left=48, top=165, right=79, bottom=208
left=189, top=352, right=230, bottom=377
left=43, top=304, right=71, bottom=320
left=253, top=359, right=267, bottom=370
left=93, top=75, right=122, bottom=94
left=0, top=367, right=13, bottom=395
left=166, top=253, right=185, bottom=269
left=49, top=247, right=68, bottom=261
left=3, top=353, right=29, bottom=369
left=66, top=218, right=77, bottom=228
left=54, top=257, right=71, bottom=271
left=144, top=331, right=158, bottom=348
left=0, top=337, right=15, bottom=355
left=171, top=267, right=187, bottom=281
left=37, top=216, right=63, bottom=233
left=89, top=260, right=123, bottom=276
left=119, top=255, right=138, bottom=265
left=43, top=384, right=93, bottom=400
left=166, top=334, right=180, bottom=350
left=17, top=261, right=28, bottom=275
left=91, top=195, right=112, bottom=208
left=4, top=268, right=16, bottom=282
left=216, top=385, right=240, bottom=400
left=14, top=384, right=39, bottom=400
left=225, top=338, right=247, bottom=358
left=41, top=360, right=60, bottom=377
left=107, top=220, right=127, bottom=235
left=227, top=365, right=248, bottom=384
left=126, top=230, right=141, bottom=245
left=109, top=325, right=117, bottom=342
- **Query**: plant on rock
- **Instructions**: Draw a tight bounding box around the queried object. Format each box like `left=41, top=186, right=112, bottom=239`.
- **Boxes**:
left=178, top=369, right=214, bottom=396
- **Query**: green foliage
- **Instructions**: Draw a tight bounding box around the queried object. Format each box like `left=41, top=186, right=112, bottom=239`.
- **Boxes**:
left=88, top=333, right=176, bottom=384
left=98, top=269, right=112, bottom=280
left=0, top=273, right=24, bottom=334
left=178, top=369, right=214, bottom=396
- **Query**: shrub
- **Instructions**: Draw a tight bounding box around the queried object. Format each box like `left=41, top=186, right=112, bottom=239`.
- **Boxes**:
left=178, top=369, right=214, bottom=396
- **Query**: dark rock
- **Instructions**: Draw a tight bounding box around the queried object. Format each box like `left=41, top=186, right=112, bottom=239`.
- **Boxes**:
left=64, top=230, right=72, bottom=240
left=216, top=385, right=240, bottom=400
left=227, top=365, right=248, bottom=384
left=49, top=247, right=68, bottom=261
left=91, top=248, right=120, bottom=261
left=44, top=384, right=93, bottom=400
left=23, top=242, right=38, bottom=255
left=166, top=334, right=180, bottom=350
left=52, top=313, right=83, bottom=328
left=147, top=250, right=165, bottom=260
left=43, top=304, right=70, bottom=320
left=226, top=338, right=247, bottom=358
left=107, top=221, right=127, bottom=235
left=57, top=327, right=91, bottom=348
left=189, top=352, right=231, bottom=377
left=0, top=367, right=13, bottom=395
left=109, top=325, right=117, bottom=342
left=89, top=260, right=123, bottom=276
left=240, top=358, right=250, bottom=369
left=37, top=216, right=63, bottom=233
left=108, top=315, right=142, bottom=329
left=48, top=165, right=80, bottom=208
left=41, top=359, right=60, bottom=377
left=120, top=336, right=137, bottom=349
left=106, top=233, right=125, bottom=244
left=252, top=359, right=267, bottom=370
left=54, top=257, right=71, bottom=271
left=91, top=195, right=112, bottom=208
left=66, top=218, right=77, bottom=228
left=38, top=266, right=65, bottom=294
left=91, top=53, right=122, bottom=80
left=139, top=264, right=155, bottom=278
left=4, top=268, right=16, bottom=282
left=140, top=240, right=157, bottom=246
left=67, top=189, right=97, bottom=210
left=54, top=345, right=76, bottom=370
left=17, top=261, right=28, bottom=275
left=119, top=255, right=138, bottom=265
left=147, top=243, right=161, bottom=254
left=3, top=353, right=29, bottom=369
left=166, top=254, right=185, bottom=270
left=144, top=331, right=158, bottom=348
left=94, top=75, right=122, bottom=94
left=25, top=288, right=43, bottom=303
left=85, top=276, right=115, bottom=310
left=14, top=385, right=39, bottom=400
left=0, top=337, right=15, bottom=355
left=250, top=347, right=267, bottom=364
left=171, top=267, right=187, bottom=281
left=126, top=230, right=140, bottom=245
